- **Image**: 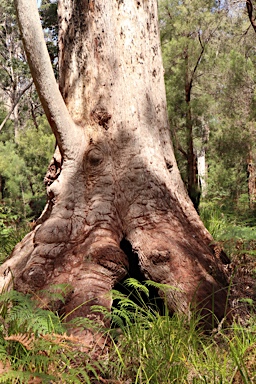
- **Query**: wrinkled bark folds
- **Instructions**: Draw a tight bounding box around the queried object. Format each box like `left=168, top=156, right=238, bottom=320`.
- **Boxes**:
left=0, top=0, right=230, bottom=327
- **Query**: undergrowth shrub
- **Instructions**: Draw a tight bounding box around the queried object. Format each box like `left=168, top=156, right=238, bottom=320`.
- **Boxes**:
left=199, top=201, right=231, bottom=240
left=96, top=279, right=256, bottom=383
left=0, top=287, right=105, bottom=383
left=199, top=200, right=256, bottom=263
left=0, top=279, right=256, bottom=383
left=0, top=218, right=29, bottom=264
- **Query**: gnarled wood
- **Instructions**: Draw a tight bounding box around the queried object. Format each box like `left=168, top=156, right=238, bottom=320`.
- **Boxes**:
left=0, top=0, right=230, bottom=327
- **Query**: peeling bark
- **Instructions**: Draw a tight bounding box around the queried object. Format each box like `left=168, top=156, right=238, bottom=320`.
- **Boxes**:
left=0, top=0, right=230, bottom=328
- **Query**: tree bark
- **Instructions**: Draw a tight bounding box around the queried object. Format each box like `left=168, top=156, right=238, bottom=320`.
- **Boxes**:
left=184, top=62, right=199, bottom=211
left=197, top=148, right=207, bottom=198
left=0, top=0, right=230, bottom=327
left=247, top=152, right=256, bottom=210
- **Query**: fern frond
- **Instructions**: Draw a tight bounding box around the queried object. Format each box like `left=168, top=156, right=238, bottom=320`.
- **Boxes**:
left=28, top=310, right=64, bottom=335
left=0, top=343, right=8, bottom=360
left=118, top=297, right=139, bottom=310
left=8, top=303, right=34, bottom=323
left=111, top=308, right=134, bottom=328
left=0, top=370, right=55, bottom=383
left=0, top=370, right=32, bottom=383
left=124, top=278, right=150, bottom=297
left=91, top=304, right=111, bottom=317
left=0, top=289, right=29, bottom=304
left=68, top=314, right=102, bottom=332
left=111, top=289, right=127, bottom=301
left=0, top=359, right=11, bottom=375
left=59, top=365, right=100, bottom=384
left=37, top=283, right=73, bottom=306
left=5, top=333, right=35, bottom=350
left=41, top=332, right=79, bottom=346
left=145, top=279, right=181, bottom=292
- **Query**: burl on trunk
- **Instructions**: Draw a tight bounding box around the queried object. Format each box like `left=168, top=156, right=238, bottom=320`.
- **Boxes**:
left=0, top=0, right=229, bottom=326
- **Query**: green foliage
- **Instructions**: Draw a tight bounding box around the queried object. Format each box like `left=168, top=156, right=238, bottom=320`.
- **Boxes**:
left=0, top=0, right=55, bottom=231
left=200, top=200, right=256, bottom=241
left=0, top=141, right=27, bottom=199
left=0, top=115, right=54, bottom=223
left=159, top=0, right=225, bottom=185
left=199, top=201, right=230, bottom=239
left=0, top=290, right=64, bottom=382
left=0, top=279, right=255, bottom=382
left=39, top=0, right=58, bottom=74
left=160, top=0, right=256, bottom=213
left=98, top=279, right=256, bottom=383
left=0, top=290, right=64, bottom=337
left=0, top=288, right=105, bottom=383
left=0, top=221, right=28, bottom=264
left=17, top=116, right=55, bottom=201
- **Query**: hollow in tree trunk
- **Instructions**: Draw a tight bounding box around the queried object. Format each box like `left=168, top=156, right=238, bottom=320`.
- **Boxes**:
left=0, top=0, right=230, bottom=329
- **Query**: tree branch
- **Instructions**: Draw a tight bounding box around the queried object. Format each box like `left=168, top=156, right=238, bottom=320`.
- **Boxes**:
left=0, top=80, right=33, bottom=132
left=187, top=23, right=220, bottom=95
left=14, top=0, right=81, bottom=159
left=178, top=145, right=188, bottom=159
left=189, top=32, right=205, bottom=90
left=171, top=125, right=188, bottom=159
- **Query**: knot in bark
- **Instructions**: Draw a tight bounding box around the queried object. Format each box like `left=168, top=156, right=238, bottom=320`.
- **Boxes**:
left=87, top=147, right=104, bottom=167
left=22, top=264, right=47, bottom=288
left=90, top=108, right=111, bottom=130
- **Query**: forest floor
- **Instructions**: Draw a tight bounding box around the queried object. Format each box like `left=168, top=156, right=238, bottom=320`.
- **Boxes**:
left=1, top=218, right=256, bottom=383
left=224, top=239, right=256, bottom=321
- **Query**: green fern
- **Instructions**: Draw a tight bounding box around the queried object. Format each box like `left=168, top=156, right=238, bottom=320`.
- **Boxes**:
left=67, top=315, right=104, bottom=332
left=0, top=288, right=107, bottom=383
left=38, top=283, right=73, bottom=306
left=0, top=290, right=65, bottom=337
left=124, top=277, right=150, bottom=296
left=0, top=279, right=256, bottom=383
left=0, top=367, right=57, bottom=383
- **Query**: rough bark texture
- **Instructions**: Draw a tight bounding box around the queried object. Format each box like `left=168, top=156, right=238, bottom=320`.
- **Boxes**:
left=0, top=0, right=230, bottom=327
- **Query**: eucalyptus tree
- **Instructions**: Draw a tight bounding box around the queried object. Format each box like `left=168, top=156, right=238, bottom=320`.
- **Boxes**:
left=160, top=0, right=256, bottom=214
left=159, top=0, right=226, bottom=208
left=0, top=0, right=33, bottom=136
left=205, top=2, right=256, bottom=212
left=0, top=0, right=230, bottom=328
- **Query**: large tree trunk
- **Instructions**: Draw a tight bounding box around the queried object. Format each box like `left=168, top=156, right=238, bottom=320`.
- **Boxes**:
left=0, top=0, right=229, bottom=327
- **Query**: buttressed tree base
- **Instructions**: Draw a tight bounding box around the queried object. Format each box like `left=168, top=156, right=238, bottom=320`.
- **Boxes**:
left=0, top=0, right=229, bottom=327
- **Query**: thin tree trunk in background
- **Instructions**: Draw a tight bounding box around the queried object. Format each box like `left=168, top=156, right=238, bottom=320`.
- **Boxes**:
left=197, top=148, right=207, bottom=198
left=247, top=152, right=256, bottom=210
left=184, top=49, right=200, bottom=210
left=197, top=118, right=209, bottom=199
left=0, top=175, right=4, bottom=200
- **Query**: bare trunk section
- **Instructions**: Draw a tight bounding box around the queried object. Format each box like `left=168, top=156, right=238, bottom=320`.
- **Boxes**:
left=247, top=152, right=256, bottom=211
left=184, top=48, right=201, bottom=211
left=197, top=148, right=207, bottom=198
left=0, top=0, right=230, bottom=328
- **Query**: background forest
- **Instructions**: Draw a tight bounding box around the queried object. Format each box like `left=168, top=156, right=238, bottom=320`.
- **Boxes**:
left=0, top=0, right=256, bottom=383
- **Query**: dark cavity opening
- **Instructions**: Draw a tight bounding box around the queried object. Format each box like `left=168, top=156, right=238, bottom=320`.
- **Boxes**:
left=112, top=238, right=165, bottom=315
